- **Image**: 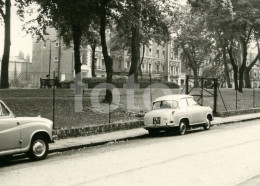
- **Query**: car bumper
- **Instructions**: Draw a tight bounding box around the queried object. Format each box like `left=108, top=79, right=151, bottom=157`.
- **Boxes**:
left=144, top=123, right=176, bottom=129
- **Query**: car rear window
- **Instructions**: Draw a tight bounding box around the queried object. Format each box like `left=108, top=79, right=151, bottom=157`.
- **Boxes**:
left=152, top=100, right=178, bottom=110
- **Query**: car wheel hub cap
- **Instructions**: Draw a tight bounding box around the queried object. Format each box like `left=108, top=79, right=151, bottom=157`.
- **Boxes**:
left=33, top=141, right=46, bottom=157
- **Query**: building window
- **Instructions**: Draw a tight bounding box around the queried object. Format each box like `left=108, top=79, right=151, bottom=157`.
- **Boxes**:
left=170, top=66, right=173, bottom=74
left=156, top=49, right=159, bottom=58
left=119, top=61, right=122, bottom=69
left=61, top=74, right=66, bottom=81
left=175, top=51, right=178, bottom=60
left=142, top=63, right=145, bottom=69
left=171, top=51, right=173, bottom=60
left=55, top=42, right=59, bottom=47
left=149, top=48, right=152, bottom=57
left=163, top=51, right=165, bottom=59
left=156, top=65, right=159, bottom=73
left=54, top=57, right=58, bottom=62
left=94, top=58, right=97, bottom=69
left=102, top=59, right=105, bottom=69
left=127, top=61, right=131, bottom=69
left=176, top=67, right=179, bottom=75
left=162, top=65, right=165, bottom=72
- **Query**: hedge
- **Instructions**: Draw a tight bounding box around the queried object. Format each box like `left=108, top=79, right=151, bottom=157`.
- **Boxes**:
left=60, top=76, right=179, bottom=89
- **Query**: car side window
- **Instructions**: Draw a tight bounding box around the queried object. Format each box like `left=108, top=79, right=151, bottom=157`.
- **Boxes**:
left=187, top=98, right=198, bottom=106
left=179, top=99, right=188, bottom=109
left=0, top=103, right=10, bottom=116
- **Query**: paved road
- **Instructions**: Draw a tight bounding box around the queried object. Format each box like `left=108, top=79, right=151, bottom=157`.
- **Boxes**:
left=1, top=120, right=260, bottom=186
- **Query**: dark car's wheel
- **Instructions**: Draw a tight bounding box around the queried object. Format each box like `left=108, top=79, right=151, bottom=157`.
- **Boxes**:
left=179, top=120, right=187, bottom=135
left=148, top=129, right=159, bottom=136
left=28, top=135, right=49, bottom=161
left=203, top=117, right=211, bottom=130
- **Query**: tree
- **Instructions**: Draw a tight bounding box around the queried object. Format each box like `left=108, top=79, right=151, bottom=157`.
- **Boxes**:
left=0, top=0, right=11, bottom=88
left=111, top=0, right=170, bottom=82
left=231, top=0, right=260, bottom=91
left=16, top=0, right=94, bottom=84
left=82, top=22, right=101, bottom=78
left=172, top=6, right=214, bottom=85
left=243, top=0, right=260, bottom=88
left=97, top=0, right=114, bottom=102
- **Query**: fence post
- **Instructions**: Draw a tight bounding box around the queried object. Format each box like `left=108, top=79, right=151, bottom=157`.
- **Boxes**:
left=201, top=77, right=204, bottom=105
left=213, top=78, right=218, bottom=115
left=185, top=75, right=189, bottom=95
left=236, top=88, right=238, bottom=110
left=53, top=85, right=55, bottom=129
left=253, top=79, right=255, bottom=108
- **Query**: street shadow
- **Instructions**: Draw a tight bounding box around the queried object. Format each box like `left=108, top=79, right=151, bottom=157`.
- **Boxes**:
left=148, top=127, right=205, bottom=138
left=0, top=154, right=32, bottom=168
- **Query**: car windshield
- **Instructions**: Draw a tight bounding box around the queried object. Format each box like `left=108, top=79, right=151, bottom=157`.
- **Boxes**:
left=152, top=100, right=178, bottom=110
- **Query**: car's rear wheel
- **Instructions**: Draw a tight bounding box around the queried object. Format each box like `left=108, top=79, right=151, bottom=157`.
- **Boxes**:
left=28, top=135, right=49, bottom=161
left=148, top=129, right=159, bottom=136
left=203, top=117, right=211, bottom=130
left=179, top=120, right=187, bottom=135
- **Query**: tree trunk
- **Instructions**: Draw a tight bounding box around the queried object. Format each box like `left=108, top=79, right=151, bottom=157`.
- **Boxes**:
left=244, top=52, right=260, bottom=88
left=129, top=0, right=140, bottom=83
left=226, top=45, right=238, bottom=90
left=192, top=66, right=199, bottom=87
left=0, top=0, right=11, bottom=89
left=222, top=47, right=232, bottom=88
left=100, top=0, right=113, bottom=102
left=138, top=44, right=145, bottom=77
left=91, top=43, right=96, bottom=77
left=244, top=68, right=251, bottom=88
left=238, top=37, right=248, bottom=92
left=72, top=22, right=82, bottom=84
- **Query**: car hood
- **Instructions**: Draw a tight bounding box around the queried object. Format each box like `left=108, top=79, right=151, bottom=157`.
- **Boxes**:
left=16, top=117, right=53, bottom=128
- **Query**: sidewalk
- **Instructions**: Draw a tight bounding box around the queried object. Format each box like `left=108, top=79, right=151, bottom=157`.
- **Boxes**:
left=49, top=112, right=260, bottom=153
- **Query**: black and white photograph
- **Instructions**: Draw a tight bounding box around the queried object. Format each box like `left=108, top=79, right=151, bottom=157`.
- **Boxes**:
left=1, top=0, right=260, bottom=185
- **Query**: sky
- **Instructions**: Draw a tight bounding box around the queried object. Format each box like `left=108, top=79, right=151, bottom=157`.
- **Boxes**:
left=0, top=5, right=32, bottom=58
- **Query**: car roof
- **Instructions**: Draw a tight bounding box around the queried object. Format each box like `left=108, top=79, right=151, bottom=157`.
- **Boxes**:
left=153, top=94, right=193, bottom=102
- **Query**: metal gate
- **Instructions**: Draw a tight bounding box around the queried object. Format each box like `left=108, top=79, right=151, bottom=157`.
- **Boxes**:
left=182, top=75, right=219, bottom=115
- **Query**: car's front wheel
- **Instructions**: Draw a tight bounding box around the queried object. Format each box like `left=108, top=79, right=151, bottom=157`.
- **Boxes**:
left=28, top=135, right=49, bottom=161
left=179, top=120, right=187, bottom=135
left=203, top=117, right=211, bottom=130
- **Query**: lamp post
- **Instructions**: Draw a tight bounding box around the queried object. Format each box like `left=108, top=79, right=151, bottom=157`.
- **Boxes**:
left=149, top=63, right=152, bottom=108
left=45, top=39, right=52, bottom=79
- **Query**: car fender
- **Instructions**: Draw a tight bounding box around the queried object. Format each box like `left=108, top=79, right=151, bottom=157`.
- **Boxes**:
left=175, top=116, right=189, bottom=127
left=21, top=128, right=52, bottom=152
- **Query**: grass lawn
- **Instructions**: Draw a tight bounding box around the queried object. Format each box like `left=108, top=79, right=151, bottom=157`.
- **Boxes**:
left=0, top=88, right=260, bottom=129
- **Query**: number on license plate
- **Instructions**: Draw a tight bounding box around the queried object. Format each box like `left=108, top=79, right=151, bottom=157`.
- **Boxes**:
left=153, top=117, right=160, bottom=124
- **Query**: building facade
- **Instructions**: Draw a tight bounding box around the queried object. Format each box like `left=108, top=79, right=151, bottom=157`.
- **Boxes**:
left=0, top=56, right=30, bottom=87
left=30, top=28, right=182, bottom=87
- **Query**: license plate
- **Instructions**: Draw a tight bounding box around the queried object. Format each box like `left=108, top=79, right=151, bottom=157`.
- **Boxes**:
left=153, top=117, right=160, bottom=124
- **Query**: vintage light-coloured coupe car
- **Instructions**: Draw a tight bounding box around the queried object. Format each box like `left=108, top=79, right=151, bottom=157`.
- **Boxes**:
left=0, top=100, right=54, bottom=161
left=144, top=95, right=213, bottom=135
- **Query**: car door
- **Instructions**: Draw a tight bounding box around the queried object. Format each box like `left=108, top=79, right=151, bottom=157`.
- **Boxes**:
left=186, top=97, right=203, bottom=124
left=179, top=98, right=196, bottom=125
left=0, top=102, right=21, bottom=152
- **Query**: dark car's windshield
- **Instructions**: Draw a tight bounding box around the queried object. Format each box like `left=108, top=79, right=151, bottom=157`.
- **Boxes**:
left=152, top=100, right=178, bottom=110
